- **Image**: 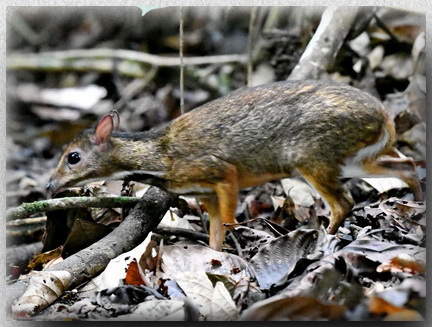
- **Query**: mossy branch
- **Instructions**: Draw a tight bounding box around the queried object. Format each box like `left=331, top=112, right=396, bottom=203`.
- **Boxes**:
left=6, top=196, right=140, bottom=222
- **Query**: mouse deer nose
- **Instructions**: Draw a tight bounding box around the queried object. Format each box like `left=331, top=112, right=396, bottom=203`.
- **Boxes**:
left=45, top=179, right=56, bottom=197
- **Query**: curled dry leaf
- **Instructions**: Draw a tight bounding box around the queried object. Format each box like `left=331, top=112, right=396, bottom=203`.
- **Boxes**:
left=12, top=270, right=72, bottom=316
left=139, top=239, right=159, bottom=273
left=207, top=272, right=265, bottom=311
left=379, top=197, right=425, bottom=217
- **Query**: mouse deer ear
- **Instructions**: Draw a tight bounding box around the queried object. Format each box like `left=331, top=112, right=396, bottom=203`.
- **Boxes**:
left=93, top=113, right=114, bottom=145
left=111, top=110, right=120, bottom=131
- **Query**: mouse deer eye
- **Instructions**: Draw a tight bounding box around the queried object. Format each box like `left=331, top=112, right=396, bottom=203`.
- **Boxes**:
left=67, top=152, right=81, bottom=165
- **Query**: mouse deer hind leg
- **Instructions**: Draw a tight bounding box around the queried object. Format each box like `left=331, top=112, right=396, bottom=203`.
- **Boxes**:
left=298, top=165, right=355, bottom=234
left=361, top=154, right=423, bottom=201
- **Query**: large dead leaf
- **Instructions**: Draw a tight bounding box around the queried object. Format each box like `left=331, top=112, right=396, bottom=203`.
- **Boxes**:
left=288, top=260, right=362, bottom=303
left=160, top=244, right=254, bottom=282
left=167, top=271, right=238, bottom=320
left=239, top=295, right=345, bottom=321
left=341, top=238, right=425, bottom=264
left=62, top=219, right=113, bottom=258
left=249, top=229, right=319, bottom=289
left=173, top=271, right=214, bottom=317
left=78, top=234, right=153, bottom=295
left=361, top=177, right=408, bottom=195
left=209, top=281, right=238, bottom=320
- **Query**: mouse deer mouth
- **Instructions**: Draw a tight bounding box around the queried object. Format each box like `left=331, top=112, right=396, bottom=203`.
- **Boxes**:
left=45, top=175, right=74, bottom=198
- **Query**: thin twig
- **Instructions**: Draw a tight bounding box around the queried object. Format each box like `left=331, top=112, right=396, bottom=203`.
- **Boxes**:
left=194, top=197, right=208, bottom=234
left=154, top=226, right=209, bottom=244
left=113, top=66, right=159, bottom=111
left=179, top=6, right=185, bottom=115
left=247, top=7, right=258, bottom=87
left=373, top=13, right=399, bottom=43
left=8, top=13, right=41, bottom=46
left=227, top=231, right=243, bottom=257
left=6, top=196, right=140, bottom=222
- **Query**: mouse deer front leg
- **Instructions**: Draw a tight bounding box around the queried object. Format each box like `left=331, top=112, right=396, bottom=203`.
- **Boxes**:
left=205, top=163, right=239, bottom=251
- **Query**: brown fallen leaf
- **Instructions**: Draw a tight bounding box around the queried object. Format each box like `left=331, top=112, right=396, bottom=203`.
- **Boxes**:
left=125, top=259, right=146, bottom=286
left=369, top=296, right=424, bottom=320
left=139, top=240, right=159, bottom=273
left=27, top=246, right=63, bottom=271
left=369, top=296, right=404, bottom=315
left=377, top=254, right=425, bottom=276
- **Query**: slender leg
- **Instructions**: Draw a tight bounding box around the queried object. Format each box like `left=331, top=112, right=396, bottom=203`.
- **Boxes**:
left=203, top=163, right=239, bottom=251
left=215, top=164, right=239, bottom=226
left=201, top=197, right=225, bottom=251
left=298, top=166, right=354, bottom=234
left=362, top=156, right=423, bottom=201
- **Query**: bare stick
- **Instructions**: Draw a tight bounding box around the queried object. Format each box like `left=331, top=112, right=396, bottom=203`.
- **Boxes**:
left=288, top=7, right=359, bottom=80
left=7, top=49, right=249, bottom=77
left=6, top=196, right=140, bottom=222
left=247, top=7, right=258, bottom=87
left=179, top=6, right=185, bottom=114
left=154, top=226, right=209, bottom=244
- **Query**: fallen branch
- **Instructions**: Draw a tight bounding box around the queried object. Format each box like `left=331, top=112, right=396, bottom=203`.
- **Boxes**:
left=288, top=6, right=360, bottom=80
left=8, top=186, right=177, bottom=316
left=6, top=216, right=47, bottom=238
left=6, top=196, right=140, bottom=222
left=7, top=48, right=249, bottom=77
